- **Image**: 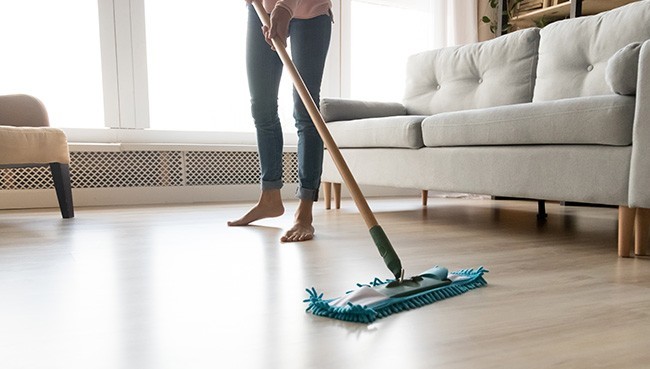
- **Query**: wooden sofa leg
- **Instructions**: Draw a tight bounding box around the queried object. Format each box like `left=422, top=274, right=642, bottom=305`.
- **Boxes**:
left=618, top=206, right=635, bottom=257
left=635, top=208, right=650, bottom=256
left=333, top=183, right=341, bottom=209
left=50, top=163, right=74, bottom=219
left=422, top=190, right=428, bottom=206
left=323, top=182, right=331, bottom=209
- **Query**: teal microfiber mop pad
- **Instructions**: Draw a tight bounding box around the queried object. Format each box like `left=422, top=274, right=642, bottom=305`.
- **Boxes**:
left=304, top=267, right=487, bottom=323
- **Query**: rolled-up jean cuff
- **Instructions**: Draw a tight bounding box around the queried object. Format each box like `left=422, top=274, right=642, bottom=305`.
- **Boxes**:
left=296, top=186, right=319, bottom=201
left=261, top=179, right=283, bottom=191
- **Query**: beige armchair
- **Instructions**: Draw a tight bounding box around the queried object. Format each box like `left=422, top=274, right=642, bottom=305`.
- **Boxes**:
left=0, top=94, right=74, bottom=218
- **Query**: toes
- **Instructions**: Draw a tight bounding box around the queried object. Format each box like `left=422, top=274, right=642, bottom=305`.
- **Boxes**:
left=281, top=228, right=314, bottom=242
left=281, top=233, right=298, bottom=242
left=298, top=232, right=314, bottom=241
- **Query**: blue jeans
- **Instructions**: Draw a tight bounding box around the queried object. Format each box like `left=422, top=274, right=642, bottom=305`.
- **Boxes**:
left=246, top=5, right=332, bottom=201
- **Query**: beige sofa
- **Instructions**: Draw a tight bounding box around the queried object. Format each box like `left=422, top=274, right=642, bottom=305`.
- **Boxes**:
left=319, top=1, right=650, bottom=257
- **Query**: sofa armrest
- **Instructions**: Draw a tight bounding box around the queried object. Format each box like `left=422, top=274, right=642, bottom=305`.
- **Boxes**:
left=629, top=40, right=650, bottom=208
left=0, top=94, right=49, bottom=127
left=320, top=97, right=406, bottom=123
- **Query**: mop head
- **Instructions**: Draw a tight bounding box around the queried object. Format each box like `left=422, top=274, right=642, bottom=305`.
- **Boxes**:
left=304, top=266, right=487, bottom=323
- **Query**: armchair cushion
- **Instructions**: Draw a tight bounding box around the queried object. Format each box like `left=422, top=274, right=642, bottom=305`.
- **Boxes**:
left=0, top=125, right=70, bottom=165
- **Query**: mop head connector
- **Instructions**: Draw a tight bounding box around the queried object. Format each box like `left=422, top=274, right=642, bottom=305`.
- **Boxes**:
left=304, top=266, right=487, bottom=323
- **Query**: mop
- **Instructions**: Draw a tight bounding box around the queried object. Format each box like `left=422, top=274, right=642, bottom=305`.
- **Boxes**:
left=252, top=0, right=487, bottom=323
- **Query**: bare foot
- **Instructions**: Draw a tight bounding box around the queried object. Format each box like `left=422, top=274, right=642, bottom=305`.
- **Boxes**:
left=281, top=221, right=315, bottom=242
left=228, top=189, right=284, bottom=226
left=281, top=199, right=315, bottom=242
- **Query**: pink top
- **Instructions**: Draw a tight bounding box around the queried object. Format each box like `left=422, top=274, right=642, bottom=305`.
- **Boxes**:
left=261, top=0, right=332, bottom=19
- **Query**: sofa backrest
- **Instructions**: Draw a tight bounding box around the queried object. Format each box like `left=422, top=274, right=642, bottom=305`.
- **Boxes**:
left=534, top=0, right=650, bottom=102
left=402, top=28, right=540, bottom=116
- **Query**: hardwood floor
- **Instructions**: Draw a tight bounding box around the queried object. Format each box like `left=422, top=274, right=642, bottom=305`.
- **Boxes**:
left=1, top=197, right=649, bottom=369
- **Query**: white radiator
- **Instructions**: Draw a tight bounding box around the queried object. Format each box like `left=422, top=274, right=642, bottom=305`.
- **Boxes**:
left=1, top=150, right=298, bottom=190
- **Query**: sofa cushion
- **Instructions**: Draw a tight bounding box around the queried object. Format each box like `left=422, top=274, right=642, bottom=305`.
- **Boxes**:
left=421, top=95, right=635, bottom=147
left=327, top=115, right=426, bottom=149
left=403, top=28, right=540, bottom=116
left=534, top=1, right=650, bottom=102
left=606, top=42, right=642, bottom=96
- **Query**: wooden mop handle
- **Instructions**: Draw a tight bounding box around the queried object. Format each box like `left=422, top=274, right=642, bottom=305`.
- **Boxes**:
left=251, top=0, right=403, bottom=279
left=251, top=0, right=378, bottom=230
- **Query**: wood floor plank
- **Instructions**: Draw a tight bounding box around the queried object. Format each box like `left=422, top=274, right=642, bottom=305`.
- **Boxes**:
left=1, top=198, right=649, bottom=369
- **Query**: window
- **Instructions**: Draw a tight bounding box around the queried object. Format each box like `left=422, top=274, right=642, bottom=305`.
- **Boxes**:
left=347, top=1, right=438, bottom=102
left=0, top=0, right=104, bottom=128
left=1, top=0, right=461, bottom=139
left=144, top=1, right=295, bottom=132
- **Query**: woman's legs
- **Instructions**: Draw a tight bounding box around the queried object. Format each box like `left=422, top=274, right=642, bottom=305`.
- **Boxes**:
left=247, top=5, right=284, bottom=192
left=290, top=14, right=331, bottom=201
left=228, top=5, right=285, bottom=227
left=230, top=8, right=332, bottom=243
left=281, top=14, right=332, bottom=242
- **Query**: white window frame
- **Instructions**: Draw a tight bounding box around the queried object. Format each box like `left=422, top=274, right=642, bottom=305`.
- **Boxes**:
left=98, top=0, right=150, bottom=129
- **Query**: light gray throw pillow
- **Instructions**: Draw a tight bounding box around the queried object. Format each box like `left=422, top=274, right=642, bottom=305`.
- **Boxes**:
left=320, top=98, right=406, bottom=123
left=606, top=42, right=641, bottom=96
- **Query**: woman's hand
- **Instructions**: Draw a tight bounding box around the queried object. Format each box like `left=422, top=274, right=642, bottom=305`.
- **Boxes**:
left=263, top=5, right=291, bottom=49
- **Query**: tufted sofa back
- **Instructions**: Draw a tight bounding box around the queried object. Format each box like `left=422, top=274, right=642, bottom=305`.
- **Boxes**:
left=402, top=28, right=540, bottom=116
left=534, top=0, right=650, bottom=102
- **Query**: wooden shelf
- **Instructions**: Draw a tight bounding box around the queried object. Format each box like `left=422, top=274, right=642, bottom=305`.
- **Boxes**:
left=512, top=0, right=638, bottom=23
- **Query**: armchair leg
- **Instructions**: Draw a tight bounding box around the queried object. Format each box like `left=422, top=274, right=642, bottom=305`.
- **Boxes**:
left=50, top=163, right=74, bottom=219
left=618, top=206, right=635, bottom=257
left=635, top=208, right=650, bottom=256
left=422, top=190, right=428, bottom=206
